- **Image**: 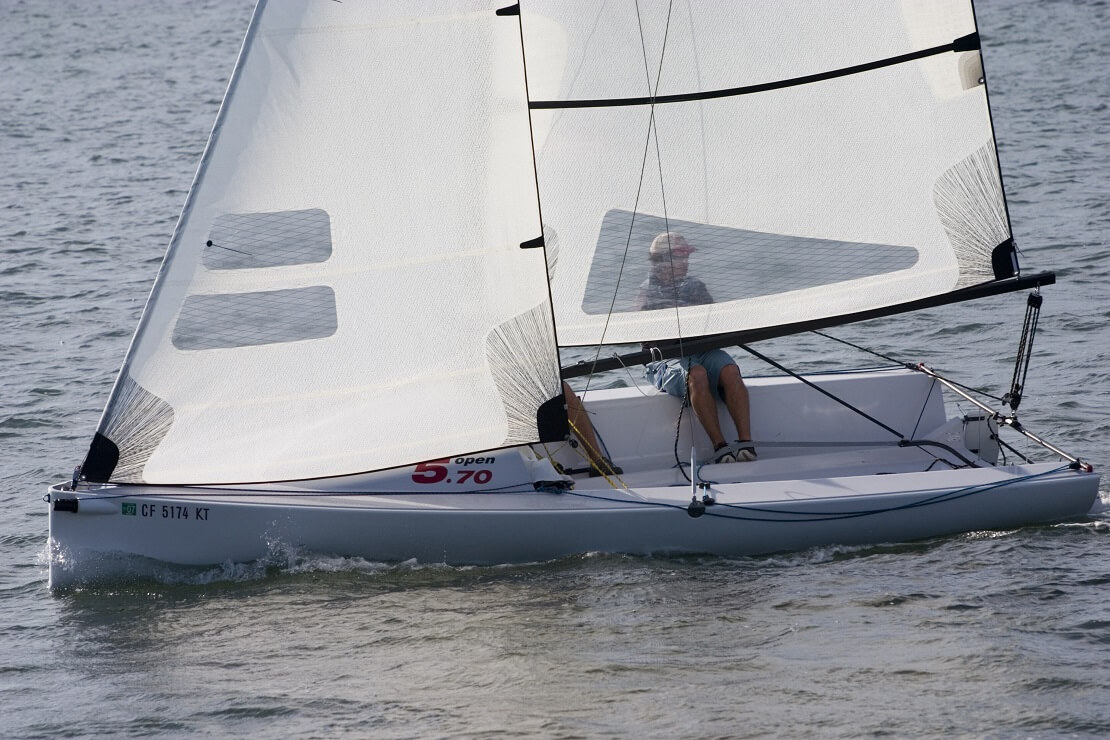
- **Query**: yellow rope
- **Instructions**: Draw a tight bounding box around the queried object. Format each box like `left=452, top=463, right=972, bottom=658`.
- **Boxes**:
left=566, top=418, right=626, bottom=488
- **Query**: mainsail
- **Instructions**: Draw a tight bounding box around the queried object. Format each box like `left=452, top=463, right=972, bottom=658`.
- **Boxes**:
left=84, top=0, right=560, bottom=484
left=519, top=0, right=1023, bottom=350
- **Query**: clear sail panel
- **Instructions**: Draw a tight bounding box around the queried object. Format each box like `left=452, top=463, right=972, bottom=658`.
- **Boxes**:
left=91, top=1, right=558, bottom=484
left=520, top=0, right=1009, bottom=347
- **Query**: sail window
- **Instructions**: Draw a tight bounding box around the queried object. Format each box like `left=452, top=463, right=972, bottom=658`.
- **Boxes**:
left=171, top=286, right=338, bottom=350
left=581, top=210, right=919, bottom=315
left=203, top=209, right=332, bottom=270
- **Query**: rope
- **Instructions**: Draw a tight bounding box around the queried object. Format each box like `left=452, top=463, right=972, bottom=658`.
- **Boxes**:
left=575, top=0, right=677, bottom=396
left=811, top=330, right=1006, bottom=403
left=567, top=417, right=627, bottom=487
left=64, top=463, right=1081, bottom=528
left=734, top=343, right=992, bottom=470
left=610, top=352, right=655, bottom=397
left=737, top=344, right=906, bottom=440
left=670, top=382, right=692, bottom=482
left=1004, top=290, right=1042, bottom=412
left=558, top=463, right=1073, bottom=522
left=997, top=435, right=1034, bottom=465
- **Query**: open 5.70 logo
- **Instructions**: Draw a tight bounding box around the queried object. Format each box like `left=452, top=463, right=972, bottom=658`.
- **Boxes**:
left=410, top=456, right=496, bottom=486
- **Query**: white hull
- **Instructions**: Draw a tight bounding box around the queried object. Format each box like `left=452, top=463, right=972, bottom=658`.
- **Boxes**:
left=48, top=369, right=1099, bottom=587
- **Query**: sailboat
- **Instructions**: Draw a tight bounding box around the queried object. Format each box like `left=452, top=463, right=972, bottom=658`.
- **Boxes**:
left=47, top=0, right=1099, bottom=588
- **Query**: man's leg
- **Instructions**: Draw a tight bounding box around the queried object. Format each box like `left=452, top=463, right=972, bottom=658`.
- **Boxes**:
left=564, top=383, right=601, bottom=459
left=564, top=382, right=621, bottom=475
left=718, top=364, right=752, bottom=442
left=687, top=364, right=727, bottom=450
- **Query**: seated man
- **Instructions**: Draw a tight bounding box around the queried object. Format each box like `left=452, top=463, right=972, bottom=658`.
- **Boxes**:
left=636, top=232, right=756, bottom=463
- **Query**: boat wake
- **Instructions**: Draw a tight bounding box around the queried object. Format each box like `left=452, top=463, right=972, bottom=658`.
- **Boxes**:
left=42, top=535, right=554, bottom=591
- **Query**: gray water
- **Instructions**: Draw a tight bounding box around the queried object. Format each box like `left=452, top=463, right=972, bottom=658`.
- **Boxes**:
left=2, top=1, right=1109, bottom=737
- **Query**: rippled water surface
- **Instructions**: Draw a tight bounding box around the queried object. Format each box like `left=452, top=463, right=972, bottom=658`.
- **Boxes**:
left=2, top=1, right=1109, bottom=737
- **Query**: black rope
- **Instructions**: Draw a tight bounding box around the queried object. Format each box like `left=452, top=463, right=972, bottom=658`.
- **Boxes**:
left=811, top=330, right=1005, bottom=403
left=909, top=376, right=939, bottom=439
left=736, top=344, right=996, bottom=468
left=736, top=344, right=906, bottom=440
left=671, top=382, right=692, bottom=482
left=900, top=439, right=979, bottom=468
left=639, top=1, right=688, bottom=364
left=997, top=434, right=1034, bottom=465
left=809, top=330, right=909, bottom=367
left=1003, top=291, right=1042, bottom=412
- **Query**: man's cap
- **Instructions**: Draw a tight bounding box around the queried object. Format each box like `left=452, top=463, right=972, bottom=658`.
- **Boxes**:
left=649, top=232, right=695, bottom=259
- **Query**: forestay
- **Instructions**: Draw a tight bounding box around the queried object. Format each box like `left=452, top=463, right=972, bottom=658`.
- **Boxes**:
left=85, top=0, right=560, bottom=485
left=519, top=0, right=1012, bottom=347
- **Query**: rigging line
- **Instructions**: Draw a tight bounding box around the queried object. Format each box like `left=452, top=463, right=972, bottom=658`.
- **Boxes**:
left=671, top=385, right=692, bottom=483
left=567, top=417, right=626, bottom=486
left=633, top=0, right=696, bottom=469
left=610, top=352, right=655, bottom=397
left=996, top=435, right=1034, bottom=465
left=645, top=5, right=699, bottom=470
left=736, top=344, right=905, bottom=440
left=204, top=239, right=251, bottom=256
left=557, top=463, right=1070, bottom=522
left=580, top=0, right=676, bottom=393
left=902, top=439, right=979, bottom=469
left=810, top=329, right=1005, bottom=403
left=809, top=329, right=908, bottom=367
left=531, top=34, right=979, bottom=109
left=75, top=462, right=1068, bottom=512
left=914, top=363, right=1087, bottom=466
left=58, top=479, right=548, bottom=499
left=640, top=0, right=700, bottom=476
left=711, top=464, right=1071, bottom=521
left=645, top=1, right=684, bottom=359
left=1004, top=290, right=1042, bottom=412
left=538, top=439, right=573, bottom=465
left=508, top=2, right=562, bottom=375
left=910, top=375, right=939, bottom=440
left=578, top=113, right=650, bottom=388
left=714, top=440, right=901, bottom=449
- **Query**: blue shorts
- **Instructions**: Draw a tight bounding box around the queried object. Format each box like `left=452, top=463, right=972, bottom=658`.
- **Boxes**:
left=646, top=349, right=737, bottom=403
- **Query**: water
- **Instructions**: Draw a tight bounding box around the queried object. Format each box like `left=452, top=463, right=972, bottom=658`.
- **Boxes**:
left=2, top=1, right=1108, bottom=736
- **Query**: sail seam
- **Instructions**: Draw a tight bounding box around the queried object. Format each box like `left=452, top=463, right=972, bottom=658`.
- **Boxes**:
left=530, top=38, right=976, bottom=110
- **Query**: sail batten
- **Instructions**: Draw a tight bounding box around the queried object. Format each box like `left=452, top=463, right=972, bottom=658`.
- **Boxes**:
left=530, top=35, right=979, bottom=110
